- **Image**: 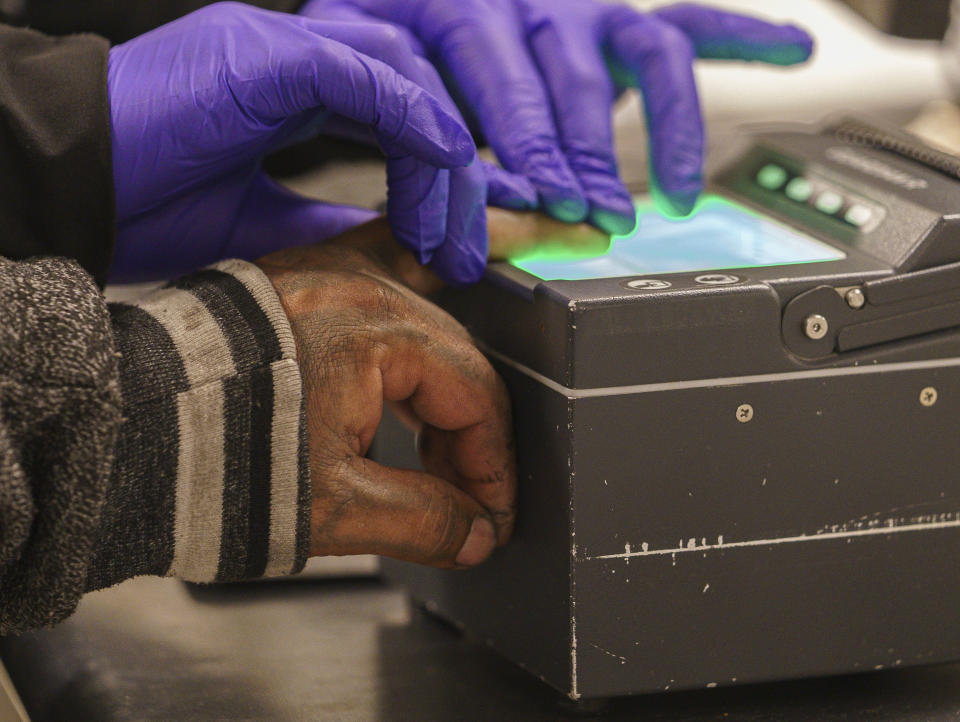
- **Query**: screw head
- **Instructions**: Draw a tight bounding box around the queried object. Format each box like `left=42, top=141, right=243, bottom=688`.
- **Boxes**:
left=920, top=386, right=938, bottom=407
left=845, top=288, right=866, bottom=309
left=803, top=314, right=829, bottom=340
left=736, top=404, right=754, bottom=423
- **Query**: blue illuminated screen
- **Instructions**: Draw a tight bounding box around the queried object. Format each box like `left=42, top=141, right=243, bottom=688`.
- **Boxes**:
left=510, top=195, right=846, bottom=281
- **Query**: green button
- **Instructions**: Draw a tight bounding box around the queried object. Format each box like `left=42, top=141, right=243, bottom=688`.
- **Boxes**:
left=756, top=164, right=788, bottom=190
left=815, top=191, right=843, bottom=215
left=844, top=204, right=872, bottom=227
left=784, top=177, right=813, bottom=202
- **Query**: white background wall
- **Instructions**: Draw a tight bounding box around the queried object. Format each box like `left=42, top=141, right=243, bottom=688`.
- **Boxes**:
left=619, top=0, right=951, bottom=124
left=611, top=0, right=954, bottom=182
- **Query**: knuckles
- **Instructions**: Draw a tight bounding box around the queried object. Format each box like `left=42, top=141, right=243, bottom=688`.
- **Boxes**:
left=362, top=23, right=413, bottom=60
left=189, top=2, right=264, bottom=33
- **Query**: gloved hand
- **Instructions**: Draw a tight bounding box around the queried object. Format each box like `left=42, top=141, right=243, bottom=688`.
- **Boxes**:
left=300, top=0, right=813, bottom=230
left=108, top=2, right=488, bottom=283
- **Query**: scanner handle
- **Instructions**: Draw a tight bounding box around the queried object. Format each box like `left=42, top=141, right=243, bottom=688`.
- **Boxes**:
left=863, top=260, right=960, bottom=305
left=782, top=264, right=960, bottom=359
left=827, top=117, right=960, bottom=183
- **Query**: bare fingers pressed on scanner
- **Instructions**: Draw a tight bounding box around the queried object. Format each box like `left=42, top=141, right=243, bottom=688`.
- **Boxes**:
left=329, top=208, right=612, bottom=297
left=255, top=243, right=517, bottom=567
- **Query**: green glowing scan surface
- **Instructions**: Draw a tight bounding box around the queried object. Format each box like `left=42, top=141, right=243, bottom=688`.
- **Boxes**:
left=509, top=194, right=846, bottom=281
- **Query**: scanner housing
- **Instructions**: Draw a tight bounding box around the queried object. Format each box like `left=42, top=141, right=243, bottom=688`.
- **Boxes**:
left=374, top=119, right=960, bottom=699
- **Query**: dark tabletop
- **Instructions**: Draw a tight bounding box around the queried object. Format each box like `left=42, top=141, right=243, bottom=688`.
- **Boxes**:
left=3, top=574, right=960, bottom=722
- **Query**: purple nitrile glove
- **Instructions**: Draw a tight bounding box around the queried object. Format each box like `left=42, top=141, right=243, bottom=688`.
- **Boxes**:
left=300, top=0, right=813, bottom=230
left=107, top=2, right=484, bottom=283
left=288, top=19, right=537, bottom=283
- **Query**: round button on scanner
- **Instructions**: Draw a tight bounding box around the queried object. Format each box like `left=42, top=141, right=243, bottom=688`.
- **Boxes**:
left=625, top=278, right=672, bottom=291
left=844, top=204, right=873, bottom=227
left=814, top=191, right=844, bottom=215
left=785, top=177, right=813, bottom=202
left=694, top=273, right=741, bottom=286
left=756, top=164, right=788, bottom=190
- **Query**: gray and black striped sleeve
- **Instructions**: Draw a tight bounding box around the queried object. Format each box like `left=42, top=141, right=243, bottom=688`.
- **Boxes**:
left=87, top=259, right=311, bottom=589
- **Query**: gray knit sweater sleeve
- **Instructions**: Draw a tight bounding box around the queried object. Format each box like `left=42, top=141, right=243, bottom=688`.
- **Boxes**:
left=0, top=255, right=310, bottom=634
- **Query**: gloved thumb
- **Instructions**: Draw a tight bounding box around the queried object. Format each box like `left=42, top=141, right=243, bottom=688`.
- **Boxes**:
left=229, top=174, right=380, bottom=260
left=110, top=171, right=379, bottom=282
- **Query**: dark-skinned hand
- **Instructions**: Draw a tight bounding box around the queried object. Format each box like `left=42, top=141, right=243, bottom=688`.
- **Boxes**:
left=255, top=208, right=606, bottom=567
left=256, top=236, right=518, bottom=567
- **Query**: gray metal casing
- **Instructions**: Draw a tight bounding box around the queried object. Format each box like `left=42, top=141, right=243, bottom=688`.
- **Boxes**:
left=376, top=123, right=960, bottom=699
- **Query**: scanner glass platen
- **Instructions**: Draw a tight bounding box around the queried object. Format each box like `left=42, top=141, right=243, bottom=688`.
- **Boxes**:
left=510, top=194, right=846, bottom=281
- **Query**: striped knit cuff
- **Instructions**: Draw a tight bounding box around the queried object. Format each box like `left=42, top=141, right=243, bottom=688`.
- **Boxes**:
left=93, top=260, right=310, bottom=590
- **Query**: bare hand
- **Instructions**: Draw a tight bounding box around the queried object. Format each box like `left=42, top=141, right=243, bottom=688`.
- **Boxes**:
left=256, top=242, right=516, bottom=567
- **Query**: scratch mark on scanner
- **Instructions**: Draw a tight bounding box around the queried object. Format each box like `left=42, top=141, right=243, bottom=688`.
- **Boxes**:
left=828, top=502, right=951, bottom=529
left=588, top=642, right=627, bottom=664
left=586, top=512, right=960, bottom=561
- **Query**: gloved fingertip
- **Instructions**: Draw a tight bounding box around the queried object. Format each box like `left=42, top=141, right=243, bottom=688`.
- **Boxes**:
left=518, top=147, right=589, bottom=220
left=543, top=193, right=590, bottom=224
left=489, top=184, right=539, bottom=211
left=591, top=206, right=637, bottom=237
left=768, top=27, right=815, bottom=65
left=448, top=123, right=478, bottom=167
left=653, top=186, right=700, bottom=220
left=493, top=193, right=539, bottom=212
left=583, top=181, right=637, bottom=235
left=785, top=25, right=815, bottom=50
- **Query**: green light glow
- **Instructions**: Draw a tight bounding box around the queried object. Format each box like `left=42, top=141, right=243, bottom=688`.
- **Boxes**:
left=508, top=193, right=846, bottom=281
left=508, top=194, right=742, bottom=266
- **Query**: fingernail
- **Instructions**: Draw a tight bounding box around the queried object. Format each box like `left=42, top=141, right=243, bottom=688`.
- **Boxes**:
left=456, top=516, right=496, bottom=567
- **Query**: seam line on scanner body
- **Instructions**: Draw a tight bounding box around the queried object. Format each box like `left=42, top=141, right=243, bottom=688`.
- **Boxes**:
left=586, top=518, right=960, bottom=561
left=478, top=346, right=960, bottom=398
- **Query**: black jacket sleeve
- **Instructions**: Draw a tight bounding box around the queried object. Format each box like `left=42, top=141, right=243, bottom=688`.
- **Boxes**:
left=14, top=1, right=302, bottom=43
left=0, top=25, right=114, bottom=286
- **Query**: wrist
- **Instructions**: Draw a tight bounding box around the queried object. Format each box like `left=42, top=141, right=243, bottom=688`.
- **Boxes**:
left=98, top=260, right=311, bottom=587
